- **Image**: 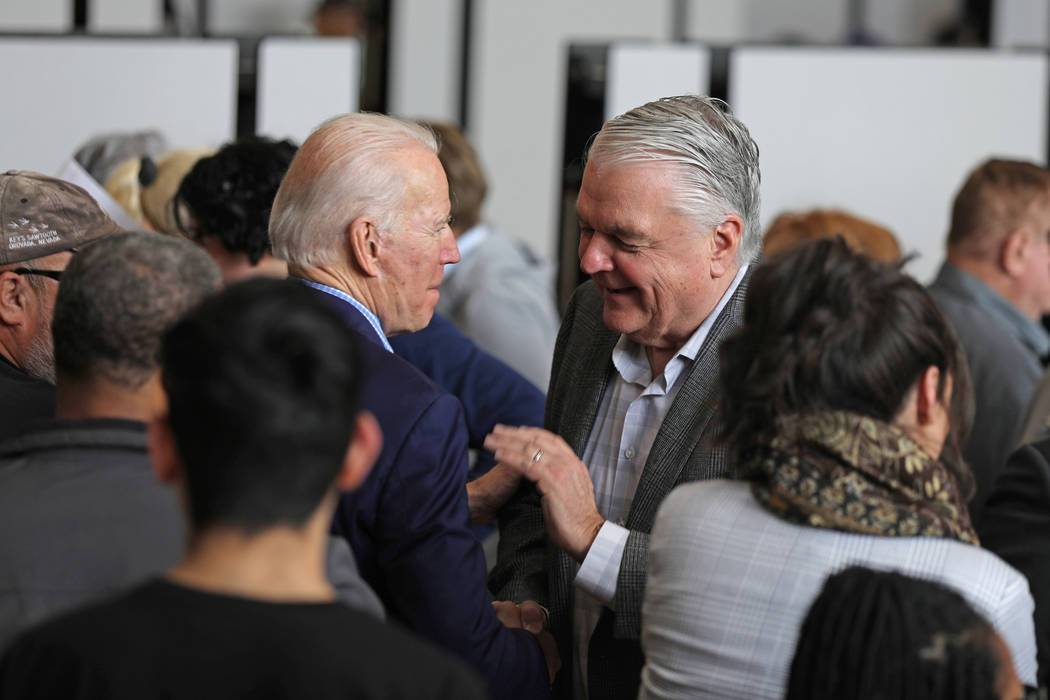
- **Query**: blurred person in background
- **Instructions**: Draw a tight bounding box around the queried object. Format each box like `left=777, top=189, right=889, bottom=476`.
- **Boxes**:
left=414, top=120, right=559, bottom=391
left=928, top=158, right=1050, bottom=526
left=763, top=208, right=901, bottom=263
left=981, top=434, right=1050, bottom=690
left=106, top=148, right=213, bottom=235
left=174, top=136, right=294, bottom=283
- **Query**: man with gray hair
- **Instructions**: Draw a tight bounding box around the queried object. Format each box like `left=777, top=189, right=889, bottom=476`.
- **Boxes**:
left=0, top=232, right=220, bottom=651
left=269, top=112, right=553, bottom=699
left=486, top=95, right=761, bottom=699
left=0, top=171, right=120, bottom=443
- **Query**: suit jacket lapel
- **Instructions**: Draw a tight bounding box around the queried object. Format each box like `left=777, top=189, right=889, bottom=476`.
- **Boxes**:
left=550, top=284, right=620, bottom=457
left=565, top=338, right=618, bottom=456
left=627, top=266, right=752, bottom=527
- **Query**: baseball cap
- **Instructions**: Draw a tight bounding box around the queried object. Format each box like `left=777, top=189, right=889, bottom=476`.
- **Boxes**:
left=0, top=170, right=121, bottom=265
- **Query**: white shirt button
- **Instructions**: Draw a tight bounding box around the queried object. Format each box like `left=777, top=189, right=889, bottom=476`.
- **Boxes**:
left=624, top=447, right=636, bottom=459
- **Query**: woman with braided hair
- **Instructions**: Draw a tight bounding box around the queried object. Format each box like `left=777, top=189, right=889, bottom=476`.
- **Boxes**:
left=787, top=566, right=1023, bottom=700
left=638, top=238, right=1037, bottom=699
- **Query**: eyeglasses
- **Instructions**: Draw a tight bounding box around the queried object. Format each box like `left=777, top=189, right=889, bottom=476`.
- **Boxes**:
left=13, top=268, right=62, bottom=282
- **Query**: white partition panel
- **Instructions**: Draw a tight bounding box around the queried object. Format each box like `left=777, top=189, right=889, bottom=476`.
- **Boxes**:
left=0, top=38, right=237, bottom=176
left=993, top=0, right=1050, bottom=49
left=256, top=37, right=359, bottom=143
left=683, top=0, right=848, bottom=44
left=389, top=0, right=463, bottom=122
left=730, top=48, right=1048, bottom=283
left=470, top=1, right=672, bottom=261
left=90, top=0, right=165, bottom=34
left=0, top=0, right=69, bottom=33
left=605, top=44, right=709, bottom=121
left=207, top=0, right=315, bottom=34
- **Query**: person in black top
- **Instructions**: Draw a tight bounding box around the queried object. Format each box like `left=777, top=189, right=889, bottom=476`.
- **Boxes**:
left=0, top=171, right=121, bottom=443
left=0, top=279, right=486, bottom=700
left=0, top=231, right=220, bottom=651
left=980, top=437, right=1050, bottom=691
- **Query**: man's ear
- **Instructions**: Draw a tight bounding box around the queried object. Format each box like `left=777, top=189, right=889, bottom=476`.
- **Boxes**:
left=335, top=411, right=383, bottom=493
left=0, top=271, right=30, bottom=326
left=347, top=217, right=383, bottom=278
left=1000, top=229, right=1030, bottom=278
left=147, top=416, right=182, bottom=486
left=709, top=213, right=743, bottom=278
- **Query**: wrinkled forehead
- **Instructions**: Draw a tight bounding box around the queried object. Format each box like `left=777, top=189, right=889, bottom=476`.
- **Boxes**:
left=578, top=156, right=693, bottom=220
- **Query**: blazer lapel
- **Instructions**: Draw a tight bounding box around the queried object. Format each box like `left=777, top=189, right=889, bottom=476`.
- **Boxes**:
left=564, top=337, right=618, bottom=456
left=548, top=283, right=620, bottom=456
left=627, top=266, right=753, bottom=527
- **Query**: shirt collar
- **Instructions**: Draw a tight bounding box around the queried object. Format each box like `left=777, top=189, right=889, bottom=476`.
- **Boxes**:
left=938, top=263, right=1050, bottom=357
left=444, top=223, right=489, bottom=280
left=612, top=262, right=750, bottom=390
left=297, top=279, right=393, bottom=353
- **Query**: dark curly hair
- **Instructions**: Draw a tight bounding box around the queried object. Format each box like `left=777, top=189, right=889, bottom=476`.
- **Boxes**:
left=174, top=137, right=298, bottom=265
left=786, top=566, right=1009, bottom=700
left=719, top=238, right=975, bottom=497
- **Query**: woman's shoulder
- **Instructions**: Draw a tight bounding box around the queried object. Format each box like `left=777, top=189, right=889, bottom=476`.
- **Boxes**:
left=661, top=479, right=751, bottom=514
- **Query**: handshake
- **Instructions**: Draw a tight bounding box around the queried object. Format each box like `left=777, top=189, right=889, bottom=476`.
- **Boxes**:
left=491, top=599, right=561, bottom=684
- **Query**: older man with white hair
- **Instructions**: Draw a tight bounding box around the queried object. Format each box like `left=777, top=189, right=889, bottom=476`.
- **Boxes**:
left=486, top=95, right=762, bottom=699
left=269, top=113, right=553, bottom=700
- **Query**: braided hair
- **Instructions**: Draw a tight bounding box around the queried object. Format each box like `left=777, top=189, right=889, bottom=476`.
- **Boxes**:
left=786, top=566, right=1008, bottom=700
left=718, top=237, right=975, bottom=497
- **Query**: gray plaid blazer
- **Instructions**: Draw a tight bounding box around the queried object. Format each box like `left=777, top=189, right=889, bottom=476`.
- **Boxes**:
left=490, top=268, right=753, bottom=700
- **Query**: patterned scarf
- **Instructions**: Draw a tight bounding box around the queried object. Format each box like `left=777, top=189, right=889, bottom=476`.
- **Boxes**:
left=746, top=411, right=978, bottom=545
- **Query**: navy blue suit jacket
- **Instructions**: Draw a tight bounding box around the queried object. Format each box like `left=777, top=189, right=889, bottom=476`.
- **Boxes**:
left=390, top=313, right=545, bottom=480
left=305, top=285, right=550, bottom=700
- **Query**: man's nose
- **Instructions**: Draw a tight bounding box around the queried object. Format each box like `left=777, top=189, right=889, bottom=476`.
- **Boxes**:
left=579, top=233, right=612, bottom=275
left=440, top=226, right=461, bottom=265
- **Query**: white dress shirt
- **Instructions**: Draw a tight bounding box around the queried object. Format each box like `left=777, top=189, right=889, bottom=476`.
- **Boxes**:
left=571, top=264, right=749, bottom=698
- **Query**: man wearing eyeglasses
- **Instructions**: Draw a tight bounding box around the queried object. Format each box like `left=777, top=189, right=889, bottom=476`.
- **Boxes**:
left=0, top=171, right=120, bottom=443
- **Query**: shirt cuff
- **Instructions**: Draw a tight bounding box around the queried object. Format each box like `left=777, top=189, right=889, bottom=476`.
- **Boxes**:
left=573, top=520, right=629, bottom=608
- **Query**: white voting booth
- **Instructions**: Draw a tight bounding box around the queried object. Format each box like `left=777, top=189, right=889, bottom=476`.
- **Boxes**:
left=256, top=37, right=360, bottom=144
left=0, top=37, right=238, bottom=176
left=730, top=48, right=1048, bottom=283
left=605, top=44, right=711, bottom=121
left=0, top=36, right=360, bottom=184
left=602, top=44, right=1049, bottom=283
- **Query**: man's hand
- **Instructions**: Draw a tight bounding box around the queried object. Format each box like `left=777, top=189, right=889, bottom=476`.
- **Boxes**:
left=491, top=600, right=524, bottom=628
left=491, top=599, right=549, bottom=634
left=484, top=425, right=605, bottom=562
left=535, top=629, right=561, bottom=683
left=491, top=600, right=560, bottom=683
left=466, top=463, right=522, bottom=525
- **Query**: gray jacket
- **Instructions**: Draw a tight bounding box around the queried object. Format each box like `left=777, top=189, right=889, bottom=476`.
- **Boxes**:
left=490, top=268, right=751, bottom=700
left=0, top=419, right=183, bottom=652
left=928, top=263, right=1046, bottom=525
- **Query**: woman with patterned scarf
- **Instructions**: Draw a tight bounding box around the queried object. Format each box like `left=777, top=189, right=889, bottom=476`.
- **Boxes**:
left=638, top=239, right=1037, bottom=700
